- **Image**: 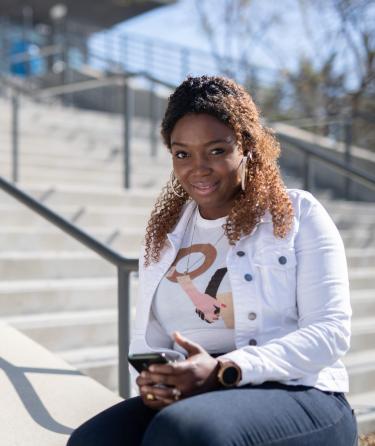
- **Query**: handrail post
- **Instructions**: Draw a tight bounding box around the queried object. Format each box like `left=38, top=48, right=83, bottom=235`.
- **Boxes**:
left=344, top=116, right=352, bottom=200
left=150, top=80, right=158, bottom=157
left=123, top=80, right=132, bottom=189
left=12, top=93, right=19, bottom=183
left=303, top=152, right=313, bottom=191
left=117, top=266, right=131, bottom=398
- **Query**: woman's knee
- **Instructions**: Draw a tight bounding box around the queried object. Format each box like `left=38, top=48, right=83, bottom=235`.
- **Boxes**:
left=67, top=397, right=154, bottom=446
left=141, top=400, right=219, bottom=446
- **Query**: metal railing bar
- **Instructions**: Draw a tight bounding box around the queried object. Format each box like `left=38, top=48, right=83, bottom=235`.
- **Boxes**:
left=0, top=175, right=138, bottom=270
left=34, top=75, right=124, bottom=98
left=278, top=133, right=375, bottom=191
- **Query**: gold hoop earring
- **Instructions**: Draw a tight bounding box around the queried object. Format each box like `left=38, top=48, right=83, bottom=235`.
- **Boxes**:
left=241, top=152, right=252, bottom=191
left=170, top=171, right=185, bottom=198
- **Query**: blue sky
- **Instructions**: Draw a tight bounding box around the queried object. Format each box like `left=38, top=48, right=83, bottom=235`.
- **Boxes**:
left=110, top=0, right=331, bottom=72
left=90, top=0, right=373, bottom=91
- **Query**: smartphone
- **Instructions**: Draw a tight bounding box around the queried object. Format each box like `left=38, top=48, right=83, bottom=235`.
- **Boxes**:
left=128, top=352, right=169, bottom=373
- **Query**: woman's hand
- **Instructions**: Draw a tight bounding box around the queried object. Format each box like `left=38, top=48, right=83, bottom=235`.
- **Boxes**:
left=138, top=332, right=220, bottom=409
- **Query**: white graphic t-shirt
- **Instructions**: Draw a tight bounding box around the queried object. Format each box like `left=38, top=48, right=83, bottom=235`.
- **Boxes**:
left=152, top=207, right=236, bottom=355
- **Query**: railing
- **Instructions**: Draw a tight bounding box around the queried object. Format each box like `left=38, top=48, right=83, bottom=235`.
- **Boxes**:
left=1, top=69, right=174, bottom=188
left=0, top=174, right=138, bottom=398
left=275, top=130, right=375, bottom=196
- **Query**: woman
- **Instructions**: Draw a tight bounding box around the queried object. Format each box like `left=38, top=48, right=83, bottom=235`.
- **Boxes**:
left=68, top=75, right=358, bottom=446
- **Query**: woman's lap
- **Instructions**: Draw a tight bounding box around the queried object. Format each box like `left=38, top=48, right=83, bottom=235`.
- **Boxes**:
left=68, top=382, right=358, bottom=446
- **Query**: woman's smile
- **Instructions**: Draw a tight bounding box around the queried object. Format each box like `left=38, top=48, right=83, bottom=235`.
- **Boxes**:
left=191, top=180, right=220, bottom=196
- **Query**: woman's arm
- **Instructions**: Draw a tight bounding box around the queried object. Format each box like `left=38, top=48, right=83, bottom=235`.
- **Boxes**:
left=218, top=195, right=352, bottom=385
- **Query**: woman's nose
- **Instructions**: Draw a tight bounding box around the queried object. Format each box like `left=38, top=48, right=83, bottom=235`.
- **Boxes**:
left=191, top=154, right=211, bottom=173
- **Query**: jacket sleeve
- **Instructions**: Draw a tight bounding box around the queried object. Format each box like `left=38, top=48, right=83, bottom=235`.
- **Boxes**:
left=219, top=194, right=352, bottom=386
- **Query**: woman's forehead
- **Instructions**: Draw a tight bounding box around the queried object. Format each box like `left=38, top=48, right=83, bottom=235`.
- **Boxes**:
left=171, top=114, right=236, bottom=146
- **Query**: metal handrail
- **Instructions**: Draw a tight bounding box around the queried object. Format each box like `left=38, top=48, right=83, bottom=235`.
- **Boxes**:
left=0, top=175, right=138, bottom=398
left=276, top=131, right=375, bottom=193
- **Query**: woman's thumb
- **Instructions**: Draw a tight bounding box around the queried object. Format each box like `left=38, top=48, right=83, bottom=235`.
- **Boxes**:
left=173, top=331, right=203, bottom=356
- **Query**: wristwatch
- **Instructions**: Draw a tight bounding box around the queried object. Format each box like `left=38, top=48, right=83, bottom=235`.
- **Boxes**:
left=217, top=360, right=242, bottom=387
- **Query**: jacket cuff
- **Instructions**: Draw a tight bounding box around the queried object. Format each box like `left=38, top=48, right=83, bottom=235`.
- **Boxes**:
left=217, top=348, right=264, bottom=386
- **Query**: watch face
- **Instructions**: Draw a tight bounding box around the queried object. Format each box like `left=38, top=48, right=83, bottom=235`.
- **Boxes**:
left=223, top=366, right=239, bottom=385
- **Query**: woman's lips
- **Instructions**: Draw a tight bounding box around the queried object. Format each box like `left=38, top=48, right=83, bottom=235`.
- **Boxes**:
left=191, top=181, right=219, bottom=196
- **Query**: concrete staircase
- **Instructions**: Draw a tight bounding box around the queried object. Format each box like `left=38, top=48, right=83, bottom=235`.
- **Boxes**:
left=0, top=95, right=374, bottom=435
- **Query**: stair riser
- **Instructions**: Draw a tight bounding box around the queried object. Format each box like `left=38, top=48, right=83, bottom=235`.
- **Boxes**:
left=341, top=235, right=375, bottom=248
left=17, top=321, right=118, bottom=351
left=0, top=189, right=157, bottom=208
left=352, top=299, right=375, bottom=319
left=347, top=368, right=375, bottom=395
left=0, top=232, right=143, bottom=252
left=0, top=287, right=117, bottom=316
left=0, top=257, right=116, bottom=280
left=0, top=166, right=169, bottom=185
left=78, top=363, right=118, bottom=393
left=350, top=276, right=375, bottom=289
left=350, top=332, right=375, bottom=353
left=0, top=278, right=140, bottom=316
left=0, top=211, right=148, bottom=228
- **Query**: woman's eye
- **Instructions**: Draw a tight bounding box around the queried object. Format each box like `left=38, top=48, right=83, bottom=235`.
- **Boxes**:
left=211, top=147, right=225, bottom=155
left=174, top=151, right=189, bottom=159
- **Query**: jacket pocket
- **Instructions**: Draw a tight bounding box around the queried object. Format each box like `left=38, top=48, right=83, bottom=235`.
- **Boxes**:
left=253, top=244, right=297, bottom=316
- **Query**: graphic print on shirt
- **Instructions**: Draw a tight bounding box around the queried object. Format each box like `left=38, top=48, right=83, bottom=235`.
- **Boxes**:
left=166, top=243, right=234, bottom=327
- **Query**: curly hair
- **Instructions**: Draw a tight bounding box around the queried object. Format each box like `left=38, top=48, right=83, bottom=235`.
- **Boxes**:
left=144, top=75, right=293, bottom=266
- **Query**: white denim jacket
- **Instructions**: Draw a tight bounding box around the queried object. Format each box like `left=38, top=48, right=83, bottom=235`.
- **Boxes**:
left=129, top=189, right=351, bottom=393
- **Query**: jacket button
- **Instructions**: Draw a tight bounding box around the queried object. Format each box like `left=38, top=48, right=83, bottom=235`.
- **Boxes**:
left=244, top=273, right=253, bottom=282
left=249, top=339, right=257, bottom=346
left=278, top=256, right=287, bottom=265
left=237, top=251, right=245, bottom=257
left=248, top=312, right=257, bottom=320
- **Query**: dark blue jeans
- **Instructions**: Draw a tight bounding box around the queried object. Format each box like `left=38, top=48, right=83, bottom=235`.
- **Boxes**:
left=67, top=382, right=358, bottom=446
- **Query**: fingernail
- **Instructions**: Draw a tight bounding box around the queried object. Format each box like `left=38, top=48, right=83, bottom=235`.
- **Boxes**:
left=149, top=366, right=155, bottom=372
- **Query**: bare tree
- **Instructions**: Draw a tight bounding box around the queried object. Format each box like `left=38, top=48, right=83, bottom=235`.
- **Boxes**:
left=194, top=0, right=281, bottom=86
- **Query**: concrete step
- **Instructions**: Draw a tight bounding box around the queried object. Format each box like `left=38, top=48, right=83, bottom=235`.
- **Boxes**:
left=60, top=345, right=119, bottom=392
left=0, top=183, right=158, bottom=208
left=350, top=268, right=375, bottom=289
left=1, top=161, right=170, bottom=183
left=0, top=277, right=119, bottom=316
left=0, top=205, right=149, bottom=228
left=345, top=250, right=375, bottom=268
left=340, top=229, right=375, bottom=249
left=347, top=391, right=375, bottom=435
left=344, top=349, right=375, bottom=395
left=3, top=308, right=133, bottom=352
left=0, top=323, right=122, bottom=446
left=0, top=171, right=168, bottom=189
left=350, top=317, right=375, bottom=353
left=0, top=252, right=117, bottom=280
left=351, top=290, right=375, bottom=319
left=0, top=226, right=143, bottom=252
left=334, top=216, right=375, bottom=231
left=0, top=150, right=171, bottom=171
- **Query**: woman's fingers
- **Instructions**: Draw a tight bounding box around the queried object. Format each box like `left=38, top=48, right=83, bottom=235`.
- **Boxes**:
left=141, top=385, right=182, bottom=403
left=136, top=374, right=154, bottom=386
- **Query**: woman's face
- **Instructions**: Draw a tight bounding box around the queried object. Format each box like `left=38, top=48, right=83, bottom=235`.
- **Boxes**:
left=170, top=113, right=243, bottom=219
